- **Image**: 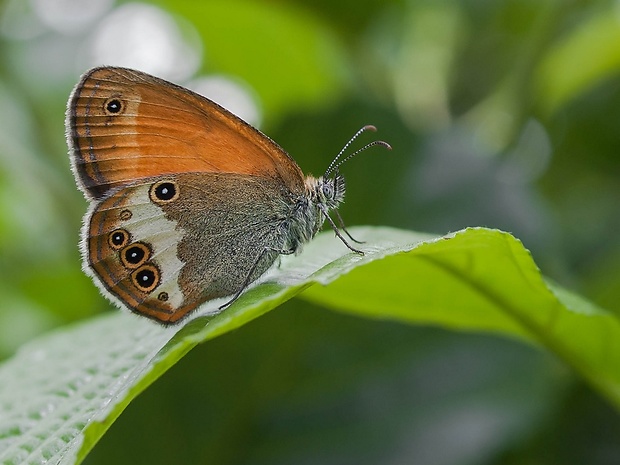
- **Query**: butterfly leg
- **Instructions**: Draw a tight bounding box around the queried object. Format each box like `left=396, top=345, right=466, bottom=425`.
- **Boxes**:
left=334, top=209, right=365, bottom=244
left=319, top=205, right=364, bottom=255
left=219, top=245, right=296, bottom=310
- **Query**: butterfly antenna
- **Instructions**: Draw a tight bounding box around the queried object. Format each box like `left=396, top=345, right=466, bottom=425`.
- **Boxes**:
left=325, top=138, right=392, bottom=177
left=325, top=125, right=390, bottom=177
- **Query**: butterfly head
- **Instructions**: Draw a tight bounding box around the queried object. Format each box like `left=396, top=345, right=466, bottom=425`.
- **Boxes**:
left=314, top=124, right=391, bottom=210
left=297, top=126, right=391, bottom=253
left=307, top=171, right=346, bottom=211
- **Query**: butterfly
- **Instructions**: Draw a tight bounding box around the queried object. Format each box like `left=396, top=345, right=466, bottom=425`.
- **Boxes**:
left=66, top=66, right=390, bottom=324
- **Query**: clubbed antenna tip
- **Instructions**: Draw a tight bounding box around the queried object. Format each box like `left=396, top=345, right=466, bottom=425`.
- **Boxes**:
left=324, top=125, right=391, bottom=177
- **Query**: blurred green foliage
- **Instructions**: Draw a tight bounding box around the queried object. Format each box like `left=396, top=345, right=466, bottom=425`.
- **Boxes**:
left=0, top=0, right=619, bottom=463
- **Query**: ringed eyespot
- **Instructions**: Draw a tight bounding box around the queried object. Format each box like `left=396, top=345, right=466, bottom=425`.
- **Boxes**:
left=131, top=264, right=160, bottom=293
left=158, top=292, right=169, bottom=302
left=104, top=97, right=123, bottom=115
left=120, top=242, right=151, bottom=269
left=149, top=180, right=179, bottom=203
left=108, top=229, right=130, bottom=250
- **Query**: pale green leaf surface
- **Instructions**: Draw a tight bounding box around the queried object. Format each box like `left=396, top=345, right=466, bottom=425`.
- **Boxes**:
left=0, top=227, right=618, bottom=465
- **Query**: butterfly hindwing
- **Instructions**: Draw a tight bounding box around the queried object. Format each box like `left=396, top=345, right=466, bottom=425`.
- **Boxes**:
left=85, top=173, right=291, bottom=323
left=85, top=179, right=187, bottom=322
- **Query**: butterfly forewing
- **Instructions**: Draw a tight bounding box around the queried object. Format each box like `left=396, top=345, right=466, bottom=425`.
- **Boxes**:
left=68, top=67, right=305, bottom=199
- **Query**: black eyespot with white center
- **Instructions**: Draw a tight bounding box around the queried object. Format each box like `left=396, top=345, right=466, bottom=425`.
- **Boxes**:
left=108, top=229, right=130, bottom=250
left=131, top=264, right=160, bottom=293
left=104, top=97, right=124, bottom=115
left=155, top=183, right=175, bottom=200
left=149, top=180, right=179, bottom=204
left=120, top=242, right=151, bottom=269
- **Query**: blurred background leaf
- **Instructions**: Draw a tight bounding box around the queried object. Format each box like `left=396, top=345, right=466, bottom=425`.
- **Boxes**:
left=0, top=0, right=619, bottom=463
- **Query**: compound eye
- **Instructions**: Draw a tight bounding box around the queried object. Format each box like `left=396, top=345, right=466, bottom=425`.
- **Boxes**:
left=322, top=184, right=333, bottom=198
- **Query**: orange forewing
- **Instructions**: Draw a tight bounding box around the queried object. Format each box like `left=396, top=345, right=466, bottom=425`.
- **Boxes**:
left=67, top=67, right=305, bottom=199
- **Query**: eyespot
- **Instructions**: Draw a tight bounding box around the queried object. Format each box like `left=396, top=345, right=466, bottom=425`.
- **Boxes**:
left=104, top=97, right=124, bottom=115
left=120, top=242, right=151, bottom=269
left=120, top=209, right=132, bottom=221
left=158, top=292, right=169, bottom=302
left=149, top=180, right=179, bottom=203
left=108, top=229, right=130, bottom=250
left=131, top=264, right=160, bottom=293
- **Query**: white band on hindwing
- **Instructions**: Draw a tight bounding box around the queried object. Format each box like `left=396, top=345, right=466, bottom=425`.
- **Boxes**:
left=115, top=184, right=185, bottom=309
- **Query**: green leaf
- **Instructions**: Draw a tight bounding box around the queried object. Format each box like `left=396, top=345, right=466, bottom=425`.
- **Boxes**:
left=0, top=227, right=618, bottom=464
